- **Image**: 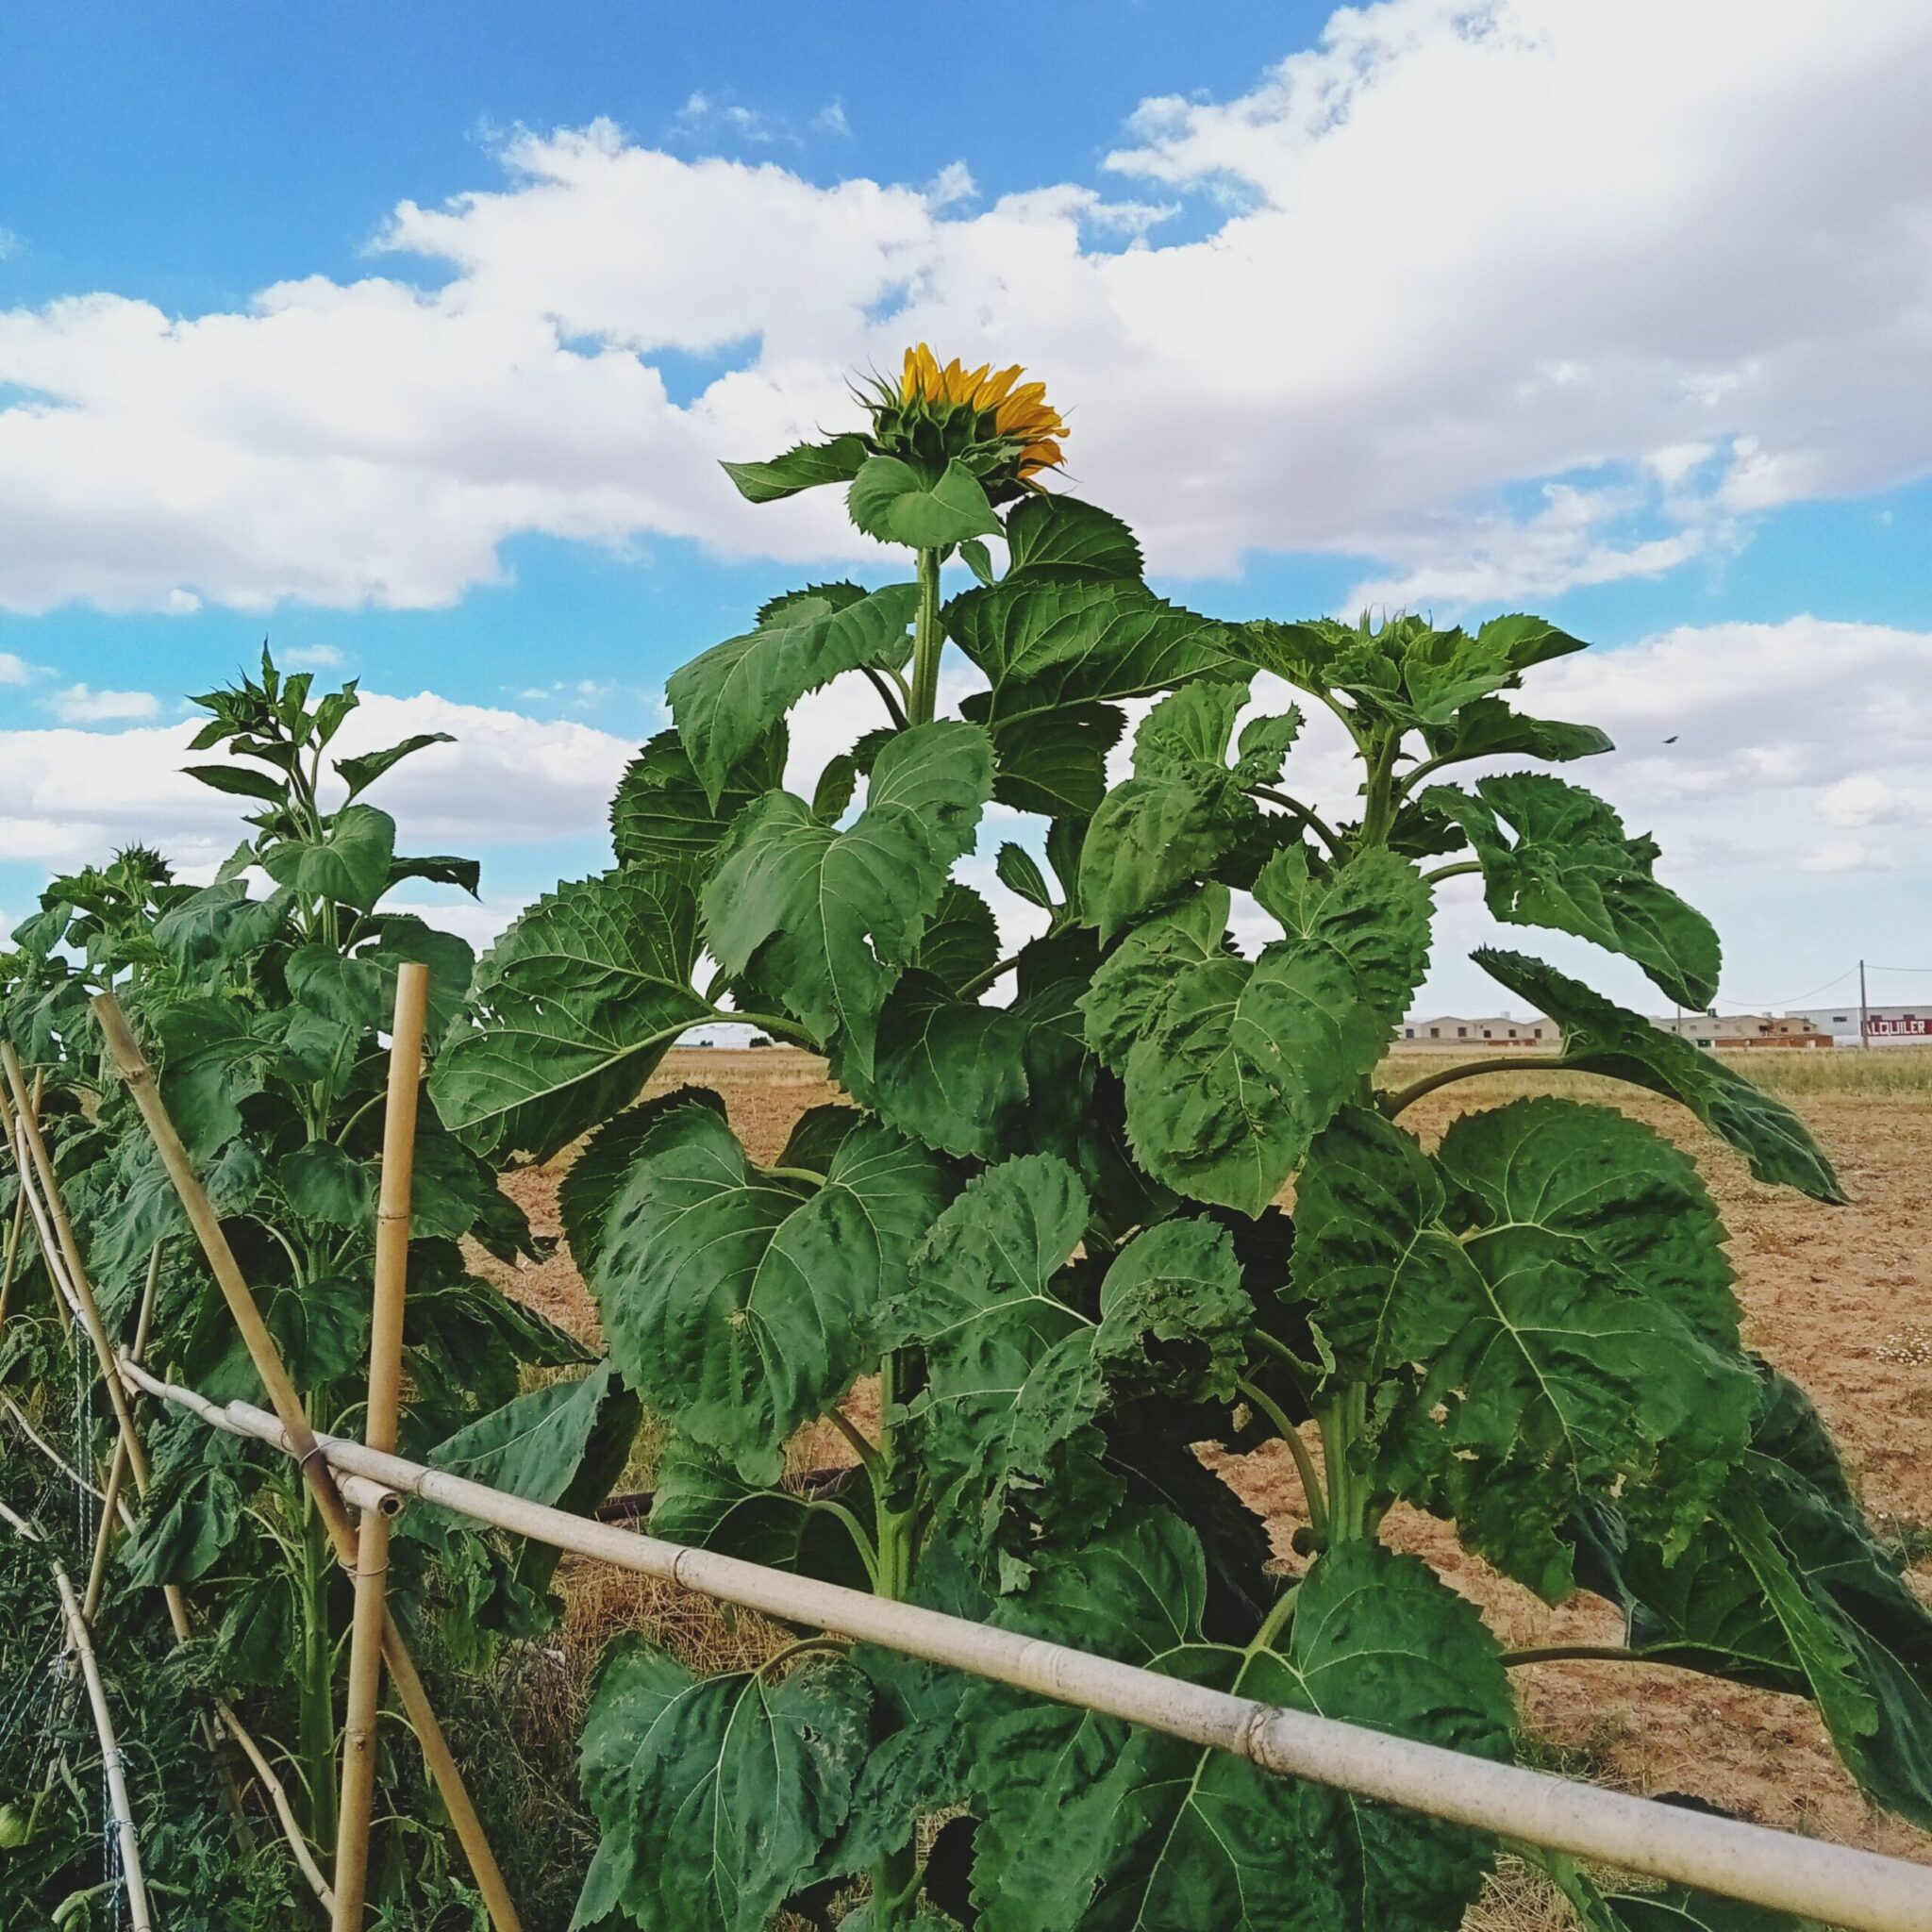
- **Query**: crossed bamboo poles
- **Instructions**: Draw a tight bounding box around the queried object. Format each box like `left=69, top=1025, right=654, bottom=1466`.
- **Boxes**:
left=0, top=974, right=522, bottom=1929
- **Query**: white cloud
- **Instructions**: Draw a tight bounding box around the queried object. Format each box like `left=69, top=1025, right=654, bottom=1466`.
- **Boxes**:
left=283, top=642, right=344, bottom=668
left=3, top=616, right=1927, bottom=1020
left=1344, top=484, right=1725, bottom=615
left=47, top=683, right=159, bottom=723
left=0, top=652, right=27, bottom=684
left=0, top=2, right=1926, bottom=613
left=0, top=689, right=634, bottom=874
left=1398, top=614, right=1932, bottom=1010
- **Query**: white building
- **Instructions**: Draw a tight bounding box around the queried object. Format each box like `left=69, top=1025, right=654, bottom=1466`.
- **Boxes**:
left=1393, top=1015, right=1554, bottom=1051
left=1653, top=1013, right=1831, bottom=1049
left=1787, top=1005, right=1930, bottom=1046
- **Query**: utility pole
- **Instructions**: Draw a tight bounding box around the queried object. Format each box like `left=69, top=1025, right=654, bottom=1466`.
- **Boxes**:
left=1858, top=958, right=1870, bottom=1049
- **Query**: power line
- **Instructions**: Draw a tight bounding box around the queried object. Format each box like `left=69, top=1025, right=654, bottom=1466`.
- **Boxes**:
left=1707, top=963, right=1932, bottom=1013
left=1713, top=967, right=1857, bottom=1010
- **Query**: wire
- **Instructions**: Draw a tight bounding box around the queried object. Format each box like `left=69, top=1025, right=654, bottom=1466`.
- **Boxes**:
left=1707, top=962, right=1932, bottom=1013
left=1708, top=968, right=1854, bottom=1011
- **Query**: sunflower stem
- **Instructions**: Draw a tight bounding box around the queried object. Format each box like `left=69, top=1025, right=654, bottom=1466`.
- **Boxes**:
left=909, top=547, right=943, bottom=726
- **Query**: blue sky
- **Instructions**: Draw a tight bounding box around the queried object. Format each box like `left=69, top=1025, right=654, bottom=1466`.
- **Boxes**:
left=2, top=0, right=1929, bottom=1014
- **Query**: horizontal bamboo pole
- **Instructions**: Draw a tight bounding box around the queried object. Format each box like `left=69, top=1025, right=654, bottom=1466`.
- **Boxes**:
left=51, top=1557, right=155, bottom=1932
left=119, top=1360, right=1932, bottom=1932
left=93, top=991, right=525, bottom=1932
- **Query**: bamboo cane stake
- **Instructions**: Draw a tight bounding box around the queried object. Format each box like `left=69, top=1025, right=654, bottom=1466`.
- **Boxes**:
left=117, top=1356, right=1932, bottom=1932
left=3, top=1066, right=198, bottom=1644
left=50, top=1557, right=155, bottom=1932
left=3, top=1393, right=100, bottom=1496
left=92, top=991, right=525, bottom=1932
left=332, top=961, right=430, bottom=1931
left=0, top=1161, right=25, bottom=1332
left=218, top=1695, right=339, bottom=1913
left=4, top=1098, right=81, bottom=1321
left=84, top=1241, right=164, bottom=1619
left=0, top=1071, right=35, bottom=1335
left=2, top=1044, right=154, bottom=1493
left=30, top=1555, right=343, bottom=1913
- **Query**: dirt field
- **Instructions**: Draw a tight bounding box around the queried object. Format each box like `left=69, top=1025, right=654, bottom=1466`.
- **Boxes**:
left=484, top=1045, right=1932, bottom=1923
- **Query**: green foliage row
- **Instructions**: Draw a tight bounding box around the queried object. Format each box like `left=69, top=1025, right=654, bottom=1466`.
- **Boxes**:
left=0, top=660, right=623, bottom=1926
left=2, top=358, right=1926, bottom=1932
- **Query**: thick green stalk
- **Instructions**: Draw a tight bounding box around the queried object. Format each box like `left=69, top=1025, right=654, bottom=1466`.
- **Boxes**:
left=1237, top=1374, right=1328, bottom=1543
left=869, top=1350, right=921, bottom=1925
left=1380, top=1051, right=1587, bottom=1118
left=1356, top=727, right=1401, bottom=850
left=1318, top=1382, right=1372, bottom=1544
left=296, top=1487, right=339, bottom=1856
left=908, top=547, right=944, bottom=727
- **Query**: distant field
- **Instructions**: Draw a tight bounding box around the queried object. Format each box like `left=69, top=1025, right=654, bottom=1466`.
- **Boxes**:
left=1382, top=1042, right=1932, bottom=1098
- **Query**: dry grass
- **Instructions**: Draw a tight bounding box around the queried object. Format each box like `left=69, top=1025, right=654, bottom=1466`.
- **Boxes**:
left=1731, top=1045, right=1932, bottom=1098
left=1378, top=1043, right=1932, bottom=1100
left=1465, top=1860, right=1572, bottom=1932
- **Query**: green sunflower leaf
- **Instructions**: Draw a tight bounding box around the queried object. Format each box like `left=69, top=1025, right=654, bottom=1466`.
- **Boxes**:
left=1241, top=611, right=1584, bottom=728
left=980, top=700, right=1126, bottom=817
left=1417, top=694, right=1611, bottom=768
left=1599, top=1369, right=1932, bottom=1829
left=1474, top=949, right=1845, bottom=1202
left=885, top=1158, right=1247, bottom=1574
left=851, top=969, right=1030, bottom=1160
left=575, top=1644, right=873, bottom=1932
left=648, top=1433, right=874, bottom=1593
left=968, top=1531, right=1512, bottom=1932
left=610, top=724, right=788, bottom=879
left=848, top=455, right=1002, bottom=548
left=588, top=1092, right=949, bottom=1482
left=910, top=880, right=999, bottom=994
left=260, top=802, right=396, bottom=912
left=1424, top=774, right=1720, bottom=1008
left=721, top=432, right=871, bottom=503
left=702, top=720, right=992, bottom=1078
left=949, top=580, right=1243, bottom=729
left=1377, top=1096, right=1755, bottom=1601
left=1083, top=850, right=1429, bottom=1215
left=428, top=870, right=708, bottom=1163
left=1001, top=494, right=1143, bottom=583
left=1575, top=1874, right=1817, bottom=1931
left=668, top=580, right=916, bottom=807
left=430, top=1360, right=641, bottom=1591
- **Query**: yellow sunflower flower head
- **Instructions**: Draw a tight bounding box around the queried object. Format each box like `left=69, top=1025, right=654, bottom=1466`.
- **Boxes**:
left=858, top=343, right=1068, bottom=501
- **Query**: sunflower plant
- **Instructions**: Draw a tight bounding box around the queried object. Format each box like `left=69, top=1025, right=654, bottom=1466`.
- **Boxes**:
left=425, top=348, right=1924, bottom=1932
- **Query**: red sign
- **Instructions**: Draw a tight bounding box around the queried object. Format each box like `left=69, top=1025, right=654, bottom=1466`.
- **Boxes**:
left=1867, top=1016, right=1928, bottom=1038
